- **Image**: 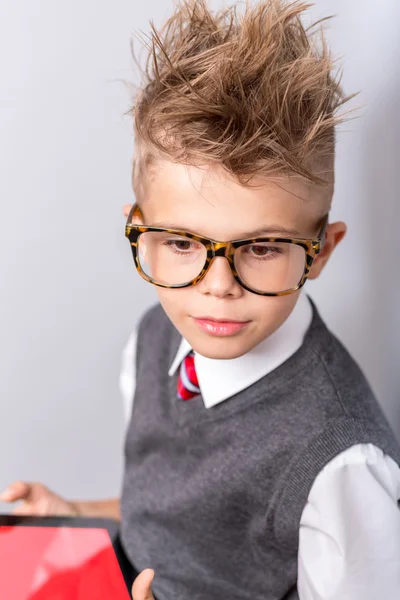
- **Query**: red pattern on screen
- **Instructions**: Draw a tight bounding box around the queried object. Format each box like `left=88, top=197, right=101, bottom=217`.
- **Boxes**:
left=0, top=526, right=131, bottom=600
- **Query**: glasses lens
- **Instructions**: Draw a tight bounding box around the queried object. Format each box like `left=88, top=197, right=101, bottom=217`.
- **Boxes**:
left=137, top=231, right=207, bottom=286
left=234, top=241, right=306, bottom=294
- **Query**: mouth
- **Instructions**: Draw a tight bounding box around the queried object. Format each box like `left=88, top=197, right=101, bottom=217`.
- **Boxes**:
left=192, top=316, right=251, bottom=337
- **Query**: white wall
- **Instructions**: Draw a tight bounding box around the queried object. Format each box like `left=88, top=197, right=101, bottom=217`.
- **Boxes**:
left=1, top=0, right=399, bottom=510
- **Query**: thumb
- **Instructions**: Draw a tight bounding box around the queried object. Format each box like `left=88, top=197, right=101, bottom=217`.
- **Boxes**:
left=131, top=569, right=155, bottom=600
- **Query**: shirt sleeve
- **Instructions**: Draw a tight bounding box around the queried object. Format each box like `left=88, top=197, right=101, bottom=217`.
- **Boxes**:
left=297, top=442, right=400, bottom=600
left=118, top=328, right=138, bottom=426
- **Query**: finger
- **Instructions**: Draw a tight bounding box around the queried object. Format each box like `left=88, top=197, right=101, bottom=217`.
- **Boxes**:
left=0, top=481, right=31, bottom=503
left=131, top=569, right=155, bottom=600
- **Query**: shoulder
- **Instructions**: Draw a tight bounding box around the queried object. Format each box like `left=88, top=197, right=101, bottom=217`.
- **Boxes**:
left=267, top=418, right=400, bottom=551
left=300, top=301, right=391, bottom=426
left=136, top=302, right=181, bottom=367
left=307, top=442, right=400, bottom=487
left=136, top=302, right=175, bottom=345
left=137, top=302, right=168, bottom=332
left=306, top=300, right=371, bottom=393
left=297, top=443, right=400, bottom=597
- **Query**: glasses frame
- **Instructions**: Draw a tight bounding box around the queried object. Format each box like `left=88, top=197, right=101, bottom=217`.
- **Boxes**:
left=125, top=204, right=329, bottom=297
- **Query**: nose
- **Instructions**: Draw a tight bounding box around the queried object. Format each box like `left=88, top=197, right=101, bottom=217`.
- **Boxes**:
left=197, top=256, right=243, bottom=298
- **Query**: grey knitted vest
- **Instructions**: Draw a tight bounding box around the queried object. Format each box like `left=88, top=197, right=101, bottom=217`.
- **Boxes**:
left=120, top=299, right=400, bottom=600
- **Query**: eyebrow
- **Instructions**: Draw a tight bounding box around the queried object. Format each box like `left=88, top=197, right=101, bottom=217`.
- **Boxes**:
left=241, top=226, right=300, bottom=237
left=151, top=222, right=300, bottom=238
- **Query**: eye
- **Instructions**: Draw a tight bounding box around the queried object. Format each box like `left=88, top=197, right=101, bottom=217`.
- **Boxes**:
left=251, top=245, right=269, bottom=256
left=163, top=238, right=202, bottom=254
left=166, top=239, right=192, bottom=251
left=246, top=244, right=283, bottom=258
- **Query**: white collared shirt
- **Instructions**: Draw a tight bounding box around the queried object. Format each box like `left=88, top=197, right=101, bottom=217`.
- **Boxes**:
left=119, top=293, right=400, bottom=599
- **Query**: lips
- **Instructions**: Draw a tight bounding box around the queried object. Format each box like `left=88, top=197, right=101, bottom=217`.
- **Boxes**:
left=192, top=316, right=250, bottom=337
left=195, top=316, right=248, bottom=324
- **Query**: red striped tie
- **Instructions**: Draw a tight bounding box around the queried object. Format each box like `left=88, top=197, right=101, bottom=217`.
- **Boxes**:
left=177, top=352, right=200, bottom=400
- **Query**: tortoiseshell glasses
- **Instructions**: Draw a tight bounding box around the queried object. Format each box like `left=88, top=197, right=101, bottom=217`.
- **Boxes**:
left=125, top=204, right=328, bottom=297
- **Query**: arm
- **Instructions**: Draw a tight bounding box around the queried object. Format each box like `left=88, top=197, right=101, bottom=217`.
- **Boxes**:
left=297, top=443, right=400, bottom=599
left=72, top=497, right=121, bottom=521
left=72, top=329, right=139, bottom=522
left=0, top=482, right=121, bottom=520
left=73, top=328, right=139, bottom=521
left=119, top=328, right=138, bottom=426
left=75, top=328, right=138, bottom=521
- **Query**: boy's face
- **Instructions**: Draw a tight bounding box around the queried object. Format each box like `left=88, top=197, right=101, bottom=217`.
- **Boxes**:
left=126, top=160, right=346, bottom=359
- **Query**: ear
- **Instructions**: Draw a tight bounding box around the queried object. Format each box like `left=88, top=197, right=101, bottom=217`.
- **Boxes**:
left=123, top=203, right=144, bottom=225
left=307, top=221, right=347, bottom=280
left=123, top=204, right=132, bottom=218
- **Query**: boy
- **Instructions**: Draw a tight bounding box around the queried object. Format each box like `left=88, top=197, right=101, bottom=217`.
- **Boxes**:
left=2, top=1, right=400, bottom=599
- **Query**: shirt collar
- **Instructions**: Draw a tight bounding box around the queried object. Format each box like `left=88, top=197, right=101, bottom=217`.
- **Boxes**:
left=168, top=292, right=313, bottom=409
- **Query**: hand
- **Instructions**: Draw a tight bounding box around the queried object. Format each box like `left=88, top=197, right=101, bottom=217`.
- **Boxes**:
left=131, top=569, right=155, bottom=600
left=0, top=481, right=79, bottom=516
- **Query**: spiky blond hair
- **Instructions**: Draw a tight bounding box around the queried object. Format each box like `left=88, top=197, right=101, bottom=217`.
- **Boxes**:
left=131, top=0, right=357, bottom=187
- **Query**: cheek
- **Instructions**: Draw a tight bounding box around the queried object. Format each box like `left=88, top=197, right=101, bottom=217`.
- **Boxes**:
left=248, top=292, right=300, bottom=336
left=155, top=287, right=192, bottom=320
left=155, top=287, right=202, bottom=341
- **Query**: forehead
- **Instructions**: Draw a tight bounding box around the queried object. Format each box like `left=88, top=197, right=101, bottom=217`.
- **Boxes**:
left=136, top=159, right=332, bottom=238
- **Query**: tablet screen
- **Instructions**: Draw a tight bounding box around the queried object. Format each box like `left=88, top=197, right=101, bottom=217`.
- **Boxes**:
left=0, top=523, right=132, bottom=600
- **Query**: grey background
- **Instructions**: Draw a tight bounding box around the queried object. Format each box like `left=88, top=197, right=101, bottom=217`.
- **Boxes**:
left=1, top=0, right=399, bottom=509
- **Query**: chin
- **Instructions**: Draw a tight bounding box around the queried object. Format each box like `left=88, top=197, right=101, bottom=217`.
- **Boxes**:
left=189, top=335, right=254, bottom=360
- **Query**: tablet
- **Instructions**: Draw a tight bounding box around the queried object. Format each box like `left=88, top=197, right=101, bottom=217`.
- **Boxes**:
left=0, top=515, right=134, bottom=600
